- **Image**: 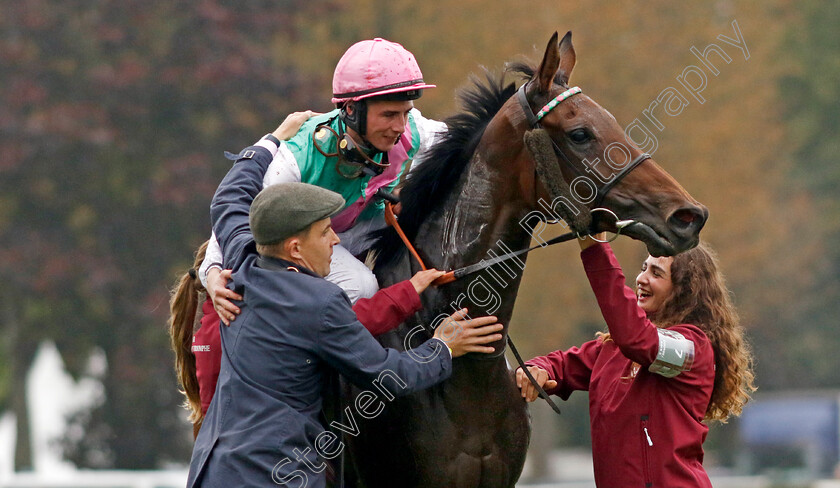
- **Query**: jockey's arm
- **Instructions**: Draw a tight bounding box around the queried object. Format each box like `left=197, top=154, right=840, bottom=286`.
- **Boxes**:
left=409, top=108, right=447, bottom=171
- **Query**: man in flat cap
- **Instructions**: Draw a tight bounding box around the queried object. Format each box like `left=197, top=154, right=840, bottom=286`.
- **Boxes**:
left=186, top=119, right=503, bottom=488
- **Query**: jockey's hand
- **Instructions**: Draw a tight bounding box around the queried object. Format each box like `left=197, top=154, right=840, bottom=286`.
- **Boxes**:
left=392, top=188, right=402, bottom=215
left=272, top=111, right=319, bottom=141
left=409, top=269, right=446, bottom=295
left=433, top=308, right=504, bottom=358
left=515, top=366, right=557, bottom=402
left=207, top=268, right=242, bottom=326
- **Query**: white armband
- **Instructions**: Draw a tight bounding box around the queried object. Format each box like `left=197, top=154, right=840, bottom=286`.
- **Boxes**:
left=648, top=329, right=695, bottom=378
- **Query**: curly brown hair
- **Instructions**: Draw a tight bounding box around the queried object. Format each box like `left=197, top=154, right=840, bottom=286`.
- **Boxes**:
left=646, top=242, right=757, bottom=422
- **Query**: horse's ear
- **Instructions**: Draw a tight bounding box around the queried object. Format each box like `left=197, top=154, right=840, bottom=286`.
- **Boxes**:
left=535, top=32, right=561, bottom=94
left=557, top=31, right=576, bottom=86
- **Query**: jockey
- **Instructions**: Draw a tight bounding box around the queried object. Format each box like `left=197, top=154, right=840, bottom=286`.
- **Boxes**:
left=199, top=38, right=447, bottom=316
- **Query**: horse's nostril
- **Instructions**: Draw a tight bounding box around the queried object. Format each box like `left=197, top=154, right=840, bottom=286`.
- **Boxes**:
left=673, top=209, right=698, bottom=224
left=669, top=207, right=707, bottom=232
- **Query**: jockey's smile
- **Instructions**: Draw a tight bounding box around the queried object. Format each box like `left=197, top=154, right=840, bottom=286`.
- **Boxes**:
left=349, top=99, right=414, bottom=153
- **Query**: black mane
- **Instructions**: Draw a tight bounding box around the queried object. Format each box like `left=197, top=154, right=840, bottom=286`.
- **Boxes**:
left=371, top=69, right=520, bottom=268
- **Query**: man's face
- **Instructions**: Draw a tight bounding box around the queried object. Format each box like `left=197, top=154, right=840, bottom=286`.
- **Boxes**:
left=363, top=99, right=414, bottom=152
left=635, top=255, right=674, bottom=314
left=296, top=218, right=340, bottom=277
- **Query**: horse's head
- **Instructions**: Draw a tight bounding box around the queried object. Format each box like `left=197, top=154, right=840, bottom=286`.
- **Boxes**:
left=516, top=32, right=707, bottom=256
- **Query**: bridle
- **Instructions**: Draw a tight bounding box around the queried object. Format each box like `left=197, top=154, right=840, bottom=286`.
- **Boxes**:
left=515, top=82, right=651, bottom=209
left=381, top=82, right=646, bottom=283
left=379, top=82, right=648, bottom=415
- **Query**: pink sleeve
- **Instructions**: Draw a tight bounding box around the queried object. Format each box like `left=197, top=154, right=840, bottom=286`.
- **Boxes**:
left=580, top=243, right=659, bottom=366
left=525, top=340, right=602, bottom=399
left=352, top=280, right=422, bottom=337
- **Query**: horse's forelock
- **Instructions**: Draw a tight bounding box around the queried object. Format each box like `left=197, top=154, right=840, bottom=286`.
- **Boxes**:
left=371, top=70, right=516, bottom=268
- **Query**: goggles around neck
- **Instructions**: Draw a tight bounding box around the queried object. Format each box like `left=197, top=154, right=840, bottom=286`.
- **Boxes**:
left=312, top=119, right=391, bottom=179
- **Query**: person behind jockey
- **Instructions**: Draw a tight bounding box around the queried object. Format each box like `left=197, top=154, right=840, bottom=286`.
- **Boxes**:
left=169, top=235, right=444, bottom=438
left=199, top=38, right=447, bottom=322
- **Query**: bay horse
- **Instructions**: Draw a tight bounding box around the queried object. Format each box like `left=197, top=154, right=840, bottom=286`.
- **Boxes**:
left=346, top=32, right=708, bottom=487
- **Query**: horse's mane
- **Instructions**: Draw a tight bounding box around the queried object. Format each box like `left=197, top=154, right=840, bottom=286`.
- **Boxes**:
left=371, top=68, right=523, bottom=268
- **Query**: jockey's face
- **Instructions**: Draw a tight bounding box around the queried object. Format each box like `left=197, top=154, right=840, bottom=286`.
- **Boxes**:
left=363, top=99, right=413, bottom=152
left=635, top=255, right=674, bottom=314
left=295, top=218, right=340, bottom=277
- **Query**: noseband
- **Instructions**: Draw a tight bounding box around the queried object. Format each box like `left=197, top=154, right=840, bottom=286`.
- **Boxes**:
left=516, top=83, right=651, bottom=208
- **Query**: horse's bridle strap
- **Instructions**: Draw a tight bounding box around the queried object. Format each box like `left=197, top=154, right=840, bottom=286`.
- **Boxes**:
left=591, top=152, right=651, bottom=208
left=517, top=83, right=651, bottom=210
left=516, top=84, right=541, bottom=128
left=537, top=86, right=582, bottom=121
left=516, top=83, right=583, bottom=127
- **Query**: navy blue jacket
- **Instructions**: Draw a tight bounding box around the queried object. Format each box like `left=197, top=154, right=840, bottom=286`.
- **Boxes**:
left=187, top=145, right=452, bottom=487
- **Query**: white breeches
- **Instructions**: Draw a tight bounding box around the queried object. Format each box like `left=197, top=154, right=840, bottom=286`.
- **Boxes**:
left=326, top=244, right=379, bottom=304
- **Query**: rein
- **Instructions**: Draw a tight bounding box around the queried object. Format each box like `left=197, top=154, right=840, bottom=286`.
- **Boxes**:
left=384, top=200, right=634, bottom=284
left=384, top=199, right=569, bottom=414
left=383, top=199, right=634, bottom=416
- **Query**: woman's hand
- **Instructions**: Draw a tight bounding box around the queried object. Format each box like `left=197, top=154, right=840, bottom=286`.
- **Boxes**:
left=272, top=111, right=319, bottom=141
left=409, top=268, right=446, bottom=295
left=207, top=268, right=242, bottom=326
left=433, top=308, right=504, bottom=358
left=515, top=366, right=557, bottom=402
left=578, top=233, right=607, bottom=251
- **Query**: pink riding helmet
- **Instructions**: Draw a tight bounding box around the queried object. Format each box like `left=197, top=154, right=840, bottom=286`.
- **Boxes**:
left=331, top=38, right=436, bottom=104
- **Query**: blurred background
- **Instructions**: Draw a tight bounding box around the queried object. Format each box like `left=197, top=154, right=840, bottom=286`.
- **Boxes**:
left=1, top=0, right=838, bottom=486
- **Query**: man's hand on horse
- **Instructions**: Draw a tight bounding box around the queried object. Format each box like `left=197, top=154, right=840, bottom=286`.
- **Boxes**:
left=207, top=267, right=242, bottom=326
left=272, top=110, right=320, bottom=141
left=409, top=268, right=446, bottom=294
left=433, top=308, right=504, bottom=358
left=515, top=366, right=557, bottom=402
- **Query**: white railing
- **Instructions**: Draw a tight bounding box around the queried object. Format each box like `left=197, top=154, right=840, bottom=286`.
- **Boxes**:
left=1, top=470, right=188, bottom=488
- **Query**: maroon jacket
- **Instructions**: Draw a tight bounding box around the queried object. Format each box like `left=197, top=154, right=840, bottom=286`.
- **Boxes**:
left=193, top=299, right=223, bottom=415
left=192, top=279, right=422, bottom=415
left=527, top=243, right=715, bottom=488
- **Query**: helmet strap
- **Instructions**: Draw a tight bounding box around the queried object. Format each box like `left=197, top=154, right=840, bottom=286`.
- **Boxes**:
left=340, top=100, right=367, bottom=138
left=339, top=100, right=387, bottom=158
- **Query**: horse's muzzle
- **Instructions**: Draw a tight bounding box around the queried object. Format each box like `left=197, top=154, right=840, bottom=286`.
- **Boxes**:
left=667, top=204, right=708, bottom=249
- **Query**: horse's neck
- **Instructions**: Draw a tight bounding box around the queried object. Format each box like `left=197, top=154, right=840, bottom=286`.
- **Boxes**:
left=438, top=158, right=500, bottom=269
left=434, top=152, right=532, bottom=270
left=416, top=150, right=534, bottom=327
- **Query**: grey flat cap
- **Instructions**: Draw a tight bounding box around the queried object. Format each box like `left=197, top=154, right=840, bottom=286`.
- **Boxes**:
left=249, top=182, right=345, bottom=245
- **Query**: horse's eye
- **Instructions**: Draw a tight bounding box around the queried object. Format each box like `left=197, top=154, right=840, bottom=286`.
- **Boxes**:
left=567, top=128, right=592, bottom=144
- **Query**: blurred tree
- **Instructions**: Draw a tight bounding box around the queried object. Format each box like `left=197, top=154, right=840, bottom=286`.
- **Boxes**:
left=774, top=0, right=840, bottom=389
left=0, top=0, right=339, bottom=468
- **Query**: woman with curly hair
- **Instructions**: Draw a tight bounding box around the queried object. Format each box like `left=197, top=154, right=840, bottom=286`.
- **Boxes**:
left=517, top=235, right=756, bottom=487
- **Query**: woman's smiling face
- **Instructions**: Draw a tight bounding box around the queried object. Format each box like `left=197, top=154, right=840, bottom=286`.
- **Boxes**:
left=635, top=255, right=675, bottom=314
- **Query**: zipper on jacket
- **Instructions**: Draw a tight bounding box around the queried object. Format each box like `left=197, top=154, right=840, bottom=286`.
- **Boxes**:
left=640, top=415, right=653, bottom=487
